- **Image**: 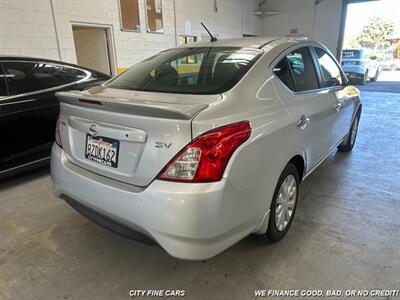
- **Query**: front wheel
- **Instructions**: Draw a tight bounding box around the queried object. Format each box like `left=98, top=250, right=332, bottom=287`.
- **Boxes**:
left=266, top=163, right=299, bottom=242
left=360, top=70, right=368, bottom=85
left=337, top=113, right=360, bottom=152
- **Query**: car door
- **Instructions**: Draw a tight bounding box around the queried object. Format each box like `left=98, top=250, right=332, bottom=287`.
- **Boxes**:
left=312, top=47, right=354, bottom=146
left=0, top=61, right=57, bottom=171
left=0, top=60, right=91, bottom=173
left=273, top=46, right=337, bottom=172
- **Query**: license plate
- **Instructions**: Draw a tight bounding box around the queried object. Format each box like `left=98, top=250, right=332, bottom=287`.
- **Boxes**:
left=85, top=134, right=119, bottom=168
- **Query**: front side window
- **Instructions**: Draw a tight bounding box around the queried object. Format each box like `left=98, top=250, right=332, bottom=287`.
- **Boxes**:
left=286, top=47, right=319, bottom=92
left=3, top=62, right=87, bottom=95
left=314, top=47, right=343, bottom=87
left=106, top=47, right=263, bottom=95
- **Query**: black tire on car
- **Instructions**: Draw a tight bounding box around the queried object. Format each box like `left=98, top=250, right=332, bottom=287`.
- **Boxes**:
left=266, top=163, right=299, bottom=242
left=337, top=110, right=361, bottom=152
left=360, top=70, right=368, bottom=85
left=370, top=70, right=379, bottom=82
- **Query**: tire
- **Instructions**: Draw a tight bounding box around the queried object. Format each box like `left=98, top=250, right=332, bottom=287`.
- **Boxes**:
left=360, top=70, right=368, bottom=85
left=266, top=163, right=299, bottom=242
left=370, top=70, right=379, bottom=82
left=337, top=111, right=360, bottom=152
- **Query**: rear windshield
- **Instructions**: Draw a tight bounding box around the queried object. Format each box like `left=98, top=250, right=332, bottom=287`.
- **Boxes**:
left=106, top=47, right=263, bottom=95
left=342, top=50, right=361, bottom=59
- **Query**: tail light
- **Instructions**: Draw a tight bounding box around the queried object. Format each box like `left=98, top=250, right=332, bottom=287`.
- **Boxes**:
left=157, top=121, right=251, bottom=183
left=55, top=117, right=63, bottom=149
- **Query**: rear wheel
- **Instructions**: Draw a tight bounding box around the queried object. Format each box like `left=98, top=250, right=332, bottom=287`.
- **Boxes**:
left=337, top=112, right=360, bottom=152
left=370, top=69, right=379, bottom=82
left=266, top=163, right=299, bottom=242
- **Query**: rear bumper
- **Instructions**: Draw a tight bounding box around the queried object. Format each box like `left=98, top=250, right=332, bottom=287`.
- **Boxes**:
left=61, top=194, right=157, bottom=245
left=344, top=71, right=366, bottom=82
left=342, top=65, right=367, bottom=80
left=50, top=145, right=260, bottom=260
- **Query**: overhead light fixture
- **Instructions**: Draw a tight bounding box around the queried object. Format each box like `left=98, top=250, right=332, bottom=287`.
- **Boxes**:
left=253, top=0, right=280, bottom=16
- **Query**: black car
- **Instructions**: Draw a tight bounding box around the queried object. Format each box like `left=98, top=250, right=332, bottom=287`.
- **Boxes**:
left=0, top=56, right=110, bottom=179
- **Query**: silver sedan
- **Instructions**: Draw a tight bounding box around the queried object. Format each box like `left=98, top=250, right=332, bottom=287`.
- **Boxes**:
left=51, top=36, right=361, bottom=260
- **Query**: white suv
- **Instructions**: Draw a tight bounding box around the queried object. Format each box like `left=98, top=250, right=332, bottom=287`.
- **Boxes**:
left=342, top=49, right=380, bottom=84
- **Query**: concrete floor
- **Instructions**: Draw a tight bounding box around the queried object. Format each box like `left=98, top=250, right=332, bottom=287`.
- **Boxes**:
left=0, top=88, right=399, bottom=300
left=357, top=70, right=400, bottom=93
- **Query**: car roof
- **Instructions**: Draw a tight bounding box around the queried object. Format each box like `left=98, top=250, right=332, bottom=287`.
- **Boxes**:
left=178, top=36, right=310, bottom=49
left=0, top=55, right=110, bottom=76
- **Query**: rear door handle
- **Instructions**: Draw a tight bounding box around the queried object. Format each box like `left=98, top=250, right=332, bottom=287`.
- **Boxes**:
left=297, top=115, right=310, bottom=130
left=335, top=103, right=342, bottom=111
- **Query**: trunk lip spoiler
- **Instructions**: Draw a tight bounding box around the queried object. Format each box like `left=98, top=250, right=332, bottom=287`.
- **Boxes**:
left=56, top=91, right=209, bottom=120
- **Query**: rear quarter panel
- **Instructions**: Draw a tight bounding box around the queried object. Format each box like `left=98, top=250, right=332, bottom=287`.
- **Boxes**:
left=192, top=52, right=303, bottom=234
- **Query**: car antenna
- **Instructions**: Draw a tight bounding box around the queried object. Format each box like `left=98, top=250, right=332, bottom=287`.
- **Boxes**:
left=201, top=22, right=217, bottom=42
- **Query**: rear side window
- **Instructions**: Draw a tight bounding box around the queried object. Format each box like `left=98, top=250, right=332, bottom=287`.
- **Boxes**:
left=273, top=58, right=295, bottom=91
left=274, top=47, right=319, bottom=92
left=106, top=47, right=263, bottom=95
left=314, top=47, right=343, bottom=87
left=3, top=62, right=88, bottom=95
left=48, top=65, right=89, bottom=85
left=287, top=48, right=319, bottom=91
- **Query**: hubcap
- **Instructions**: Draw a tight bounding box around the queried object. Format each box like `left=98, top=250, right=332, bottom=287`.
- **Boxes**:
left=275, top=174, right=297, bottom=232
left=350, top=116, right=359, bottom=145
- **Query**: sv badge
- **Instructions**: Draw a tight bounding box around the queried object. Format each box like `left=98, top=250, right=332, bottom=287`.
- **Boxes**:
left=155, top=142, right=172, bottom=149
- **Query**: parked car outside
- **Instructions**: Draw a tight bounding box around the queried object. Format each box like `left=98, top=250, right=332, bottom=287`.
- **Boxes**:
left=51, top=37, right=362, bottom=260
left=0, top=56, right=110, bottom=179
left=341, top=49, right=380, bottom=84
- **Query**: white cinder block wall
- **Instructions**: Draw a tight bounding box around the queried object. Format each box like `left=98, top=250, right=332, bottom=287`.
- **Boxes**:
left=0, top=0, right=343, bottom=71
left=0, top=0, right=263, bottom=73
left=262, top=0, right=343, bottom=56
left=0, top=1, right=60, bottom=60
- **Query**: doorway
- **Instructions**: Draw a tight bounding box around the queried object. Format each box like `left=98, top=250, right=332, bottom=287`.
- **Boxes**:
left=72, top=25, right=115, bottom=75
left=341, top=0, right=400, bottom=91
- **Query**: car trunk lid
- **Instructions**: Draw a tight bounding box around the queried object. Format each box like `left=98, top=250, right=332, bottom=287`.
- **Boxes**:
left=56, top=87, right=221, bottom=186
